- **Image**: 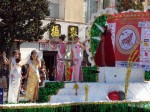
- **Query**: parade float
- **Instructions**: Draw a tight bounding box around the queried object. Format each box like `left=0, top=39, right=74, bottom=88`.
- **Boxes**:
left=0, top=8, right=150, bottom=112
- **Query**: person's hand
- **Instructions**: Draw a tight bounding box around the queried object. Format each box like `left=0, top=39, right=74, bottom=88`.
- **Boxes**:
left=48, top=39, right=52, bottom=44
left=3, top=52, right=6, bottom=58
left=53, top=44, right=57, bottom=49
left=78, top=41, right=82, bottom=44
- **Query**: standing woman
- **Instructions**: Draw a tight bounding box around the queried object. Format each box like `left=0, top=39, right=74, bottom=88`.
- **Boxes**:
left=25, top=50, right=41, bottom=102
left=3, top=50, right=22, bottom=103
left=49, top=35, right=66, bottom=81
left=94, top=26, right=115, bottom=67
left=39, top=61, right=47, bottom=86
left=71, top=36, right=86, bottom=82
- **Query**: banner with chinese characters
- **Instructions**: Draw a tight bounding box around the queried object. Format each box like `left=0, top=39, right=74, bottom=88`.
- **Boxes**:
left=68, top=25, right=78, bottom=41
left=107, top=12, right=150, bottom=70
left=49, top=24, right=61, bottom=38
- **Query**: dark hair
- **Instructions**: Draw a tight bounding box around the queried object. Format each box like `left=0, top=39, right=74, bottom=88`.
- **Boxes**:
left=101, top=26, right=108, bottom=37
left=13, top=49, right=21, bottom=63
left=59, top=34, right=66, bottom=41
left=74, top=36, right=79, bottom=39
left=30, top=50, right=38, bottom=60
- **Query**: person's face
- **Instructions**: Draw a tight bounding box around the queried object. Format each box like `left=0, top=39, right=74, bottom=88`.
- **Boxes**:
left=32, top=52, right=37, bottom=60
left=58, top=38, right=62, bottom=43
left=74, top=37, right=79, bottom=43
left=14, top=52, right=20, bottom=59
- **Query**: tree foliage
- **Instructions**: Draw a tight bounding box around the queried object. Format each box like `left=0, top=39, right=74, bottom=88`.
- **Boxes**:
left=116, top=0, right=144, bottom=12
left=0, top=0, right=51, bottom=53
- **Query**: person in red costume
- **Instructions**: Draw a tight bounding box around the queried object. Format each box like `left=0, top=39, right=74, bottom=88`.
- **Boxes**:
left=94, top=25, right=115, bottom=67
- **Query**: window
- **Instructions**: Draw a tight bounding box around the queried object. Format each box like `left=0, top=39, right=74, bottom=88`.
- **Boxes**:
left=103, top=0, right=117, bottom=9
left=49, top=3, right=59, bottom=19
left=83, top=0, right=88, bottom=23
left=91, top=0, right=98, bottom=14
left=83, top=0, right=99, bottom=23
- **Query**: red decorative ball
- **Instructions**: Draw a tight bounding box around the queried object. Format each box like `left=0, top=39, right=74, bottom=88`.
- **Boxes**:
left=108, top=91, right=119, bottom=101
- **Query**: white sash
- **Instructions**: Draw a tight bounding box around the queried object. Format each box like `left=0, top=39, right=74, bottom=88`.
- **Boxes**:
left=73, top=45, right=78, bottom=65
left=73, top=47, right=77, bottom=59
left=11, top=58, right=17, bottom=69
left=30, top=63, right=41, bottom=82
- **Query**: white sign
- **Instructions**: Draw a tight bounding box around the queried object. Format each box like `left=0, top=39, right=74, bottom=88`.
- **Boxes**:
left=140, top=27, right=150, bottom=68
left=39, top=43, right=51, bottom=51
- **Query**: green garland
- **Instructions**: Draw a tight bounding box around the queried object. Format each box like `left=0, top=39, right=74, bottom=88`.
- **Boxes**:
left=82, top=66, right=98, bottom=82
left=0, top=102, right=150, bottom=112
left=38, top=82, right=64, bottom=103
left=90, top=15, right=107, bottom=56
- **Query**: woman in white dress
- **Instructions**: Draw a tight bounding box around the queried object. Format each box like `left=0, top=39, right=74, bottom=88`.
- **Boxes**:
left=3, top=50, right=22, bottom=103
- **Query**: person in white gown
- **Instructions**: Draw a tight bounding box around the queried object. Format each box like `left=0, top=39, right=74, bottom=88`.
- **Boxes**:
left=3, top=50, right=22, bottom=103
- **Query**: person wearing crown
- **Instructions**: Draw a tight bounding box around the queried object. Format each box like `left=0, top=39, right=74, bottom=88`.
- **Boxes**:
left=94, top=25, right=116, bottom=67
left=3, top=50, right=22, bottom=103
left=25, top=50, right=41, bottom=103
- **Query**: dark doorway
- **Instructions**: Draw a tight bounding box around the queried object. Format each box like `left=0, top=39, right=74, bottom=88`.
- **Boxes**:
left=43, top=51, right=57, bottom=81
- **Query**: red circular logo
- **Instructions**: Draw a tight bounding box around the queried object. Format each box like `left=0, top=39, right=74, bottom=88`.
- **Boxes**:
left=116, top=25, right=140, bottom=54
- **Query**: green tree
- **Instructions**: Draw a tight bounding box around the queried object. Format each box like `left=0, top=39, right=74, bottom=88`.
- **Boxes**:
left=116, top=0, right=144, bottom=12
left=0, top=0, right=51, bottom=55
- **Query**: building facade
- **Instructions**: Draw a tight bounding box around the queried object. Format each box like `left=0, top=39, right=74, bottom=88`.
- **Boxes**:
left=20, top=0, right=88, bottom=58
left=20, top=0, right=89, bottom=78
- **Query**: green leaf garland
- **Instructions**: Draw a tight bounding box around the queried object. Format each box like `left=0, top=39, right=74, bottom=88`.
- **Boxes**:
left=90, top=15, right=107, bottom=57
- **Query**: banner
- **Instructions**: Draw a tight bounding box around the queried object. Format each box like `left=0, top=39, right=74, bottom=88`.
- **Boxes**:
left=107, top=12, right=150, bottom=70
left=49, top=24, right=61, bottom=38
left=68, top=25, right=78, bottom=41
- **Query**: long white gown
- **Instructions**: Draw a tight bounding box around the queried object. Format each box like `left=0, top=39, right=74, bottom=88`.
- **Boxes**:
left=8, top=58, right=21, bottom=103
